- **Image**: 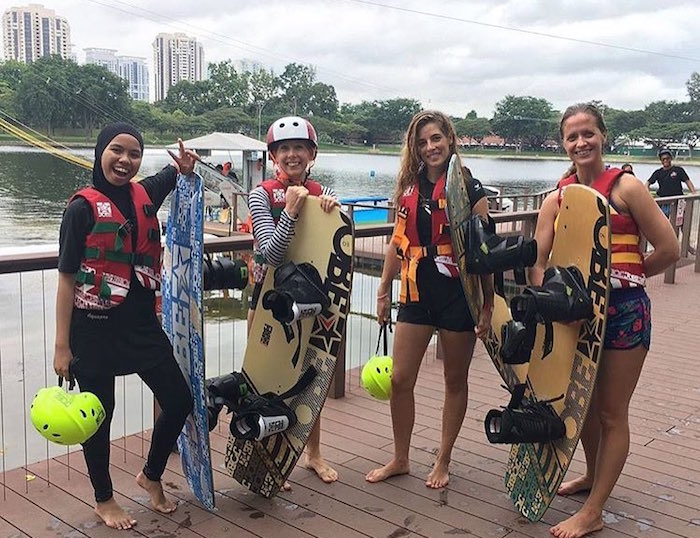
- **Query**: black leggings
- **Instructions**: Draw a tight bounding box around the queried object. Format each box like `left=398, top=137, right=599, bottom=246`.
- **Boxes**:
left=75, top=358, right=193, bottom=503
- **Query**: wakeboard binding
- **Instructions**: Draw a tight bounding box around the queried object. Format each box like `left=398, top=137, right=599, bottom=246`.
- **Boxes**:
left=205, top=366, right=318, bottom=441
left=262, top=261, right=330, bottom=324
left=205, top=372, right=249, bottom=431
left=484, top=384, right=566, bottom=444
left=510, top=265, right=592, bottom=324
left=500, top=320, right=536, bottom=365
left=462, top=214, right=537, bottom=283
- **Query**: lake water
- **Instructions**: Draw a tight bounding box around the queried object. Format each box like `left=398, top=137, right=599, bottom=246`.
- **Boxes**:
left=3, top=145, right=696, bottom=247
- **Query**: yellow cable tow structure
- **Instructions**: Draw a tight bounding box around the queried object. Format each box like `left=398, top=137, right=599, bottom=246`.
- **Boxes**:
left=0, top=112, right=143, bottom=180
left=0, top=115, right=93, bottom=170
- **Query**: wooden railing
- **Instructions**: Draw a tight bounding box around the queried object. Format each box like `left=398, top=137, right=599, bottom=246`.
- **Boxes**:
left=0, top=194, right=697, bottom=404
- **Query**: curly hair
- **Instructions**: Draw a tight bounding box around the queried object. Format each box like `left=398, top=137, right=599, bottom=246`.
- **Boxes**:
left=393, top=110, right=464, bottom=207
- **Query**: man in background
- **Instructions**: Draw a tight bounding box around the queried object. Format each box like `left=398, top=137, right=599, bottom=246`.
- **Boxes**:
left=646, top=148, right=695, bottom=217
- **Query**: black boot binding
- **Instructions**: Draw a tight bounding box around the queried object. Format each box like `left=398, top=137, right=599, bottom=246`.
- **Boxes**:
left=510, top=265, right=593, bottom=325
left=462, top=214, right=537, bottom=282
left=230, top=366, right=318, bottom=442
left=500, top=320, right=536, bottom=365
left=205, top=372, right=249, bottom=431
left=484, top=384, right=566, bottom=444
left=262, top=261, right=331, bottom=324
left=203, top=256, right=248, bottom=290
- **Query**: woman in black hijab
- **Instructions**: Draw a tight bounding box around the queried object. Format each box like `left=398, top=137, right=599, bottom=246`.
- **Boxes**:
left=54, top=123, right=198, bottom=529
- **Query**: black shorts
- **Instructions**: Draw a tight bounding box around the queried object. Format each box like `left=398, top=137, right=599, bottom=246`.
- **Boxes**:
left=397, top=260, right=475, bottom=332
left=250, top=282, right=263, bottom=310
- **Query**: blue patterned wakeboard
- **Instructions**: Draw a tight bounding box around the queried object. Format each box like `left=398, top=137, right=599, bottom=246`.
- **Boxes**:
left=161, top=172, right=214, bottom=510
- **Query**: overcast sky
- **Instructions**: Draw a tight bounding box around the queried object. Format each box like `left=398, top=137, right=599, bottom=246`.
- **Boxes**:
left=3, top=0, right=700, bottom=117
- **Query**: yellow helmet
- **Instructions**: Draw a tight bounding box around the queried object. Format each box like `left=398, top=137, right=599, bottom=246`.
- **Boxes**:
left=361, top=355, right=393, bottom=401
left=30, top=387, right=105, bottom=445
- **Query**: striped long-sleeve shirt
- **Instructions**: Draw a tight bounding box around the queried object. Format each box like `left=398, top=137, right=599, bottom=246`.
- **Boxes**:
left=249, top=182, right=336, bottom=282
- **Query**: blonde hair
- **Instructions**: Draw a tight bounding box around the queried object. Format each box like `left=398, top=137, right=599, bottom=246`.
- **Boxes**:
left=393, top=110, right=463, bottom=207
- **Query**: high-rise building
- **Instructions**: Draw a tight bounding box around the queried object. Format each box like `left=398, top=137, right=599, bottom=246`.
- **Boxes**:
left=84, top=47, right=118, bottom=75
left=153, top=32, right=204, bottom=101
left=2, top=3, right=71, bottom=63
left=83, top=48, right=149, bottom=103
left=118, top=56, right=149, bottom=102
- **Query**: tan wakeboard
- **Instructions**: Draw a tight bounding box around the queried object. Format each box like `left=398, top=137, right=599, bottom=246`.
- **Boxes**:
left=224, top=197, right=354, bottom=497
left=445, top=154, right=483, bottom=323
left=501, top=184, right=611, bottom=521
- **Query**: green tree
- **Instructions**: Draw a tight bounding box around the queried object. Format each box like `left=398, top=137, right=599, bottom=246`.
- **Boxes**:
left=307, top=82, right=338, bottom=118
left=248, top=68, right=279, bottom=137
left=159, top=80, right=213, bottom=115
left=491, top=95, right=556, bottom=150
left=207, top=60, right=249, bottom=109
left=76, top=63, right=131, bottom=136
left=16, top=55, right=79, bottom=133
left=644, top=100, right=693, bottom=124
left=349, top=98, right=422, bottom=144
left=454, top=117, right=492, bottom=145
left=203, top=107, right=255, bottom=134
left=0, top=81, right=17, bottom=117
left=0, top=60, right=27, bottom=91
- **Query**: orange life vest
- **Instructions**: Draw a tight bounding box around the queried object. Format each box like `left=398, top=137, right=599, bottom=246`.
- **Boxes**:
left=558, top=168, right=645, bottom=288
left=71, top=184, right=162, bottom=310
left=391, top=173, right=458, bottom=303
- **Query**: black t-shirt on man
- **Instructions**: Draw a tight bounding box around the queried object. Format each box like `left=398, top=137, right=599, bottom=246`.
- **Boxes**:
left=648, top=166, right=691, bottom=197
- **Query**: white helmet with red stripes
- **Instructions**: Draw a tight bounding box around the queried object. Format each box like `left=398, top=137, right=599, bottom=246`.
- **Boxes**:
left=266, top=116, right=318, bottom=150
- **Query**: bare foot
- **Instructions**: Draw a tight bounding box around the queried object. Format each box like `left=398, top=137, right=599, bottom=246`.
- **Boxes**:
left=136, top=471, right=177, bottom=514
left=365, top=459, right=409, bottom=483
left=558, top=475, right=593, bottom=496
left=305, top=455, right=338, bottom=483
left=282, top=481, right=292, bottom=491
left=94, top=498, right=137, bottom=530
left=425, top=460, right=449, bottom=489
left=550, top=508, right=603, bottom=538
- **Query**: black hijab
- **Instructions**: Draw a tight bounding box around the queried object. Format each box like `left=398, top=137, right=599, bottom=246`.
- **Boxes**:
left=92, top=122, right=144, bottom=221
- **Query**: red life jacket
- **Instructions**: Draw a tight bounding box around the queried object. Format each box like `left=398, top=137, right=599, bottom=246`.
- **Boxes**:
left=71, top=184, right=162, bottom=310
left=250, top=178, right=324, bottom=284
left=391, top=173, right=457, bottom=303
left=558, top=168, right=645, bottom=288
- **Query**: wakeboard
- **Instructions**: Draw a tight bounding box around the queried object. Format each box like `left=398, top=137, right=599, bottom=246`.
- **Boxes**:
left=485, top=184, right=611, bottom=521
left=161, top=172, right=215, bottom=510
left=445, top=153, right=483, bottom=323
left=224, top=197, right=354, bottom=497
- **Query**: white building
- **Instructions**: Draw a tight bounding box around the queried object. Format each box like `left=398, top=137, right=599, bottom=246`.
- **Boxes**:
left=84, top=47, right=118, bottom=75
left=2, top=3, right=71, bottom=63
left=118, top=56, right=149, bottom=102
left=153, top=32, right=204, bottom=102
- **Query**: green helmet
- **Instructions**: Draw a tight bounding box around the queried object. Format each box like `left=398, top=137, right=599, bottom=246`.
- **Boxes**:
left=361, top=355, right=393, bottom=401
left=30, top=387, right=105, bottom=445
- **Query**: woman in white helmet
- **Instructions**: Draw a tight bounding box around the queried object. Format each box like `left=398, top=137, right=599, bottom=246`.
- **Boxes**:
left=247, top=116, right=340, bottom=486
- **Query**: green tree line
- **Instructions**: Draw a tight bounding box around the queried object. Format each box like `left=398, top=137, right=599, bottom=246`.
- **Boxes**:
left=1, top=55, right=699, bottom=154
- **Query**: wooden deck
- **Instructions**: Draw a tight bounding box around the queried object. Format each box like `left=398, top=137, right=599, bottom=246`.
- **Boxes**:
left=2, top=265, right=700, bottom=538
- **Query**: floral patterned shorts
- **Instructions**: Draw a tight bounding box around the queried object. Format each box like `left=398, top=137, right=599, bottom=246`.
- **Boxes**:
left=604, top=287, right=651, bottom=350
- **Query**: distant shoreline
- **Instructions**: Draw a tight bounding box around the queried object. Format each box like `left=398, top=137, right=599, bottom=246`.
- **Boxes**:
left=2, top=137, right=699, bottom=166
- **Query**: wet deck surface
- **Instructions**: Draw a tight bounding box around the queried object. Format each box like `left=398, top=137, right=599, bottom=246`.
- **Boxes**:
left=2, top=265, right=699, bottom=538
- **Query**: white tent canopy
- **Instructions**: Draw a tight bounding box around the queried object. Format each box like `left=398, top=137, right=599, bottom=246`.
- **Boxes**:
left=169, top=132, right=267, bottom=191
left=169, top=132, right=267, bottom=153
